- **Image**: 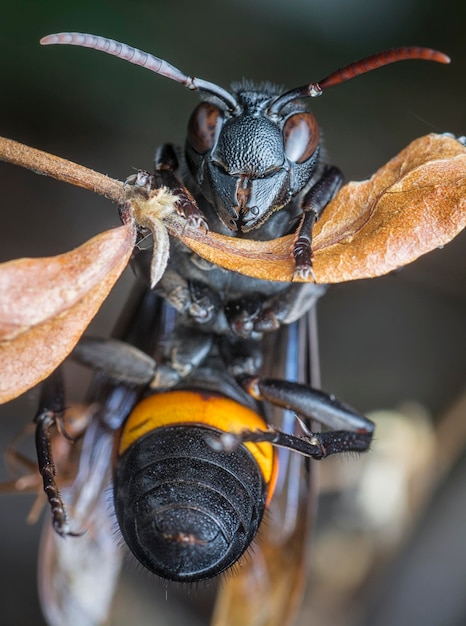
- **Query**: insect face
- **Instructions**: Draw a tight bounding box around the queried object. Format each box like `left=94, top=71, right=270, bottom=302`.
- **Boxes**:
left=185, top=92, right=320, bottom=232
left=40, top=33, right=449, bottom=278
left=113, top=390, right=276, bottom=582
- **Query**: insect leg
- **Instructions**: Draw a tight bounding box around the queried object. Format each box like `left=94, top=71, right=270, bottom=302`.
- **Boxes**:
left=156, top=268, right=228, bottom=330
left=257, top=282, right=326, bottom=332
left=211, top=425, right=372, bottom=460
left=188, top=280, right=221, bottom=324
left=152, top=326, right=213, bottom=386
left=72, top=336, right=156, bottom=385
left=218, top=376, right=374, bottom=458
left=155, top=143, right=208, bottom=230
left=247, top=377, right=373, bottom=433
left=224, top=295, right=272, bottom=338
left=0, top=446, right=41, bottom=497
left=293, top=165, right=344, bottom=280
left=72, top=326, right=212, bottom=389
left=33, top=368, right=79, bottom=536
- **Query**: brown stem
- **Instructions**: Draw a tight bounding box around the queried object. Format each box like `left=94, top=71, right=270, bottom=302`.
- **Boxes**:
left=0, top=136, right=125, bottom=203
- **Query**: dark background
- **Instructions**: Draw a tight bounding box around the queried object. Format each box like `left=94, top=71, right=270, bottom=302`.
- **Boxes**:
left=0, top=1, right=465, bottom=625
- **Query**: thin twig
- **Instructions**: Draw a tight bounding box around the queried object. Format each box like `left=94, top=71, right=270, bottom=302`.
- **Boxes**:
left=0, top=134, right=203, bottom=242
left=0, top=136, right=125, bottom=203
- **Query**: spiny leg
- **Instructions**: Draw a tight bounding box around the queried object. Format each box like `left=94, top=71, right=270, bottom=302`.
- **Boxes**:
left=33, top=368, right=80, bottom=537
left=155, top=143, right=208, bottom=230
left=209, top=426, right=373, bottom=460
left=209, top=376, right=374, bottom=458
left=293, top=165, right=343, bottom=280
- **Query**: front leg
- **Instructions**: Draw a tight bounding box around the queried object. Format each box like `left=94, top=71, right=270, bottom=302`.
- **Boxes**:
left=293, top=165, right=344, bottom=280
left=155, top=143, right=208, bottom=230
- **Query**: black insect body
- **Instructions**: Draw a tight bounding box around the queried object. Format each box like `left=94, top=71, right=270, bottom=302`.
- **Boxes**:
left=37, top=287, right=374, bottom=586
left=30, top=33, right=449, bottom=607
left=40, top=34, right=450, bottom=330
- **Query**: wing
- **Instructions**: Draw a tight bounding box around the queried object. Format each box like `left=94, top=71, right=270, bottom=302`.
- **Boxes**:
left=37, top=287, right=172, bottom=626
left=211, top=309, right=320, bottom=626
left=37, top=415, right=123, bottom=626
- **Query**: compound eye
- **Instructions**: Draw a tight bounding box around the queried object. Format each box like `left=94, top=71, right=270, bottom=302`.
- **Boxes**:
left=187, top=102, right=224, bottom=154
left=283, top=112, right=320, bottom=163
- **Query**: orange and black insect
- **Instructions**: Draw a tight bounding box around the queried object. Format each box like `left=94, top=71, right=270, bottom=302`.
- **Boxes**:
left=9, top=33, right=449, bottom=625
left=35, top=285, right=373, bottom=591
left=114, top=389, right=277, bottom=581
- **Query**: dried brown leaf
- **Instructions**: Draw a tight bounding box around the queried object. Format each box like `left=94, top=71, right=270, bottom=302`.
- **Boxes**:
left=0, top=223, right=135, bottom=404
left=0, top=133, right=463, bottom=404
left=177, top=134, right=466, bottom=283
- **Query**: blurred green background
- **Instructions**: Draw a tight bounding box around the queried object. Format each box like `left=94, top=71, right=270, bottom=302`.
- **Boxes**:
left=0, top=1, right=465, bottom=625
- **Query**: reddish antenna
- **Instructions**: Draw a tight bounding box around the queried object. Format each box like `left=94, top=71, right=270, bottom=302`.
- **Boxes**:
left=269, top=47, right=450, bottom=113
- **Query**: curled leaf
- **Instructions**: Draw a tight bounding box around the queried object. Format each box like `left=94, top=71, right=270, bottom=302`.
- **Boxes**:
left=0, top=223, right=135, bottom=404
left=177, top=134, right=466, bottom=283
left=3, top=133, right=463, bottom=288
left=0, top=133, right=464, bottom=403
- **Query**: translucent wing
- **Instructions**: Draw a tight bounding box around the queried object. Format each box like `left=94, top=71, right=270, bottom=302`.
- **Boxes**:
left=37, top=411, right=124, bottom=626
left=35, top=289, right=164, bottom=626
left=211, top=310, right=320, bottom=626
